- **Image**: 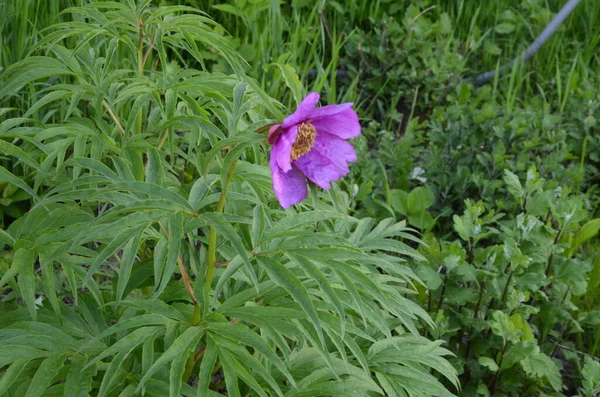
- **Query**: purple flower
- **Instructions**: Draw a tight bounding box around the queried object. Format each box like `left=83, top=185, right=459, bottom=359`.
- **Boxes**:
left=268, top=92, right=361, bottom=208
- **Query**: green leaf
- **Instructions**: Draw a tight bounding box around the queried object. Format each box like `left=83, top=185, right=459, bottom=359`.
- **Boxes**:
left=83, top=326, right=164, bottom=370
left=407, top=187, right=435, bottom=213
left=97, top=349, right=135, bottom=397
left=64, top=355, right=97, bottom=397
left=135, top=326, right=204, bottom=392
left=287, top=252, right=346, bottom=334
left=521, top=351, right=562, bottom=391
left=0, top=359, right=29, bottom=395
left=570, top=218, right=600, bottom=255
left=271, top=63, right=303, bottom=106
left=218, top=347, right=270, bottom=397
left=478, top=357, right=498, bottom=372
left=145, top=148, right=165, bottom=185
left=116, top=228, right=144, bottom=303
left=0, top=165, right=40, bottom=201
left=0, top=247, right=34, bottom=290
left=169, top=349, right=188, bottom=397
left=218, top=346, right=242, bottom=397
left=197, top=336, right=218, bottom=397
left=25, top=354, right=65, bottom=397
left=495, top=23, right=515, bottom=34
left=0, top=140, right=44, bottom=173
left=119, top=299, right=187, bottom=321
left=503, top=169, right=523, bottom=200
left=156, top=212, right=184, bottom=297
left=258, top=257, right=325, bottom=347
left=16, top=249, right=37, bottom=320
left=83, top=228, right=137, bottom=285
left=206, top=321, right=295, bottom=388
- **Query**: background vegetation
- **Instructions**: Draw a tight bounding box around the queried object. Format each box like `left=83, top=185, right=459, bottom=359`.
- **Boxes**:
left=0, top=0, right=599, bottom=396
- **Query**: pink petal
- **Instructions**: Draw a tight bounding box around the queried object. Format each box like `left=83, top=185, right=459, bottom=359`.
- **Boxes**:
left=294, top=148, right=350, bottom=190
left=312, top=132, right=357, bottom=174
left=270, top=151, right=308, bottom=208
left=282, top=92, right=320, bottom=128
left=272, top=125, right=297, bottom=173
left=308, top=102, right=354, bottom=121
left=311, top=108, right=361, bottom=139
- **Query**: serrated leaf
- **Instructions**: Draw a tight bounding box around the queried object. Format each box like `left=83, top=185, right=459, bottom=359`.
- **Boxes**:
left=503, top=169, right=523, bottom=200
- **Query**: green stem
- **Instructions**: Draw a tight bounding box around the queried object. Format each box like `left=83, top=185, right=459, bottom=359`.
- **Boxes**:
left=490, top=342, right=509, bottom=393
left=204, top=161, right=238, bottom=307
left=136, top=18, right=144, bottom=134
left=501, top=269, right=514, bottom=306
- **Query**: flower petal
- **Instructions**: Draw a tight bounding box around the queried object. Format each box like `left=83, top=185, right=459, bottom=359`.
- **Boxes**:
left=308, top=102, right=354, bottom=121
left=312, top=132, right=357, bottom=174
left=273, top=125, right=297, bottom=173
left=270, top=152, right=308, bottom=209
left=294, top=148, right=349, bottom=190
left=282, top=92, right=320, bottom=128
left=311, top=108, right=361, bottom=139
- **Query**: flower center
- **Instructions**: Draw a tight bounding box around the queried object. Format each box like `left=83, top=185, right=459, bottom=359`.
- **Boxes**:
left=291, top=121, right=317, bottom=161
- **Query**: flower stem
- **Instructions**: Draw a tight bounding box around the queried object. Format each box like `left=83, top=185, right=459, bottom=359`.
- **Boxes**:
left=204, top=161, right=238, bottom=308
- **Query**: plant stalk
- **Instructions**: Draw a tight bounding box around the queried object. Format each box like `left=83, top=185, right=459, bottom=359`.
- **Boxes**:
left=136, top=18, right=144, bottom=134
left=203, top=160, right=238, bottom=311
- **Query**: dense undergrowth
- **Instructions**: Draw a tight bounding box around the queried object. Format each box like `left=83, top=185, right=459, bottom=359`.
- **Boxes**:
left=0, top=0, right=599, bottom=396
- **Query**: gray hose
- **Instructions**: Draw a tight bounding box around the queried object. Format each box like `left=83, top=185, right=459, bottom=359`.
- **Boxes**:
left=464, top=0, right=583, bottom=86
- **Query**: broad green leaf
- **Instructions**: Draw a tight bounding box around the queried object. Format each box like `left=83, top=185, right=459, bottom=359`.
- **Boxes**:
left=503, top=169, right=523, bottom=200
left=478, top=357, right=499, bottom=372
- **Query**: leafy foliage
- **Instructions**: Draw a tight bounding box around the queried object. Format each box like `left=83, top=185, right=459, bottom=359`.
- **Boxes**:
left=0, top=1, right=457, bottom=396
left=2, top=0, right=600, bottom=396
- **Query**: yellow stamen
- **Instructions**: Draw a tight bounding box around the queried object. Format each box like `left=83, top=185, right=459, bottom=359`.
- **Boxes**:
left=291, top=121, right=317, bottom=161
